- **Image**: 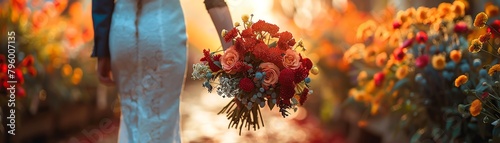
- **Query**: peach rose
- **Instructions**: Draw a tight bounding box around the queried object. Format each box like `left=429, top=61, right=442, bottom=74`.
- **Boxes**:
left=259, top=62, right=280, bottom=87
left=283, top=49, right=301, bottom=69
left=220, top=46, right=241, bottom=74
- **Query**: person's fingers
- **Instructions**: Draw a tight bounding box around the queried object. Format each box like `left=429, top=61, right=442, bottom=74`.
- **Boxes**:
left=99, top=76, right=115, bottom=86
left=97, top=57, right=115, bottom=86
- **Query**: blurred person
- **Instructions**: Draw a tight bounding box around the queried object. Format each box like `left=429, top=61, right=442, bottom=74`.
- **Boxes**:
left=91, top=0, right=233, bottom=142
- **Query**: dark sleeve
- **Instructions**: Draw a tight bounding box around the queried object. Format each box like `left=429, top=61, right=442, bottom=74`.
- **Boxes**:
left=91, top=0, right=115, bottom=58
left=204, top=0, right=227, bottom=10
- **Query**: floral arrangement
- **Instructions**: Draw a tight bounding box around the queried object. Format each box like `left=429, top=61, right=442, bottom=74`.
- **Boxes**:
left=455, top=8, right=500, bottom=141
left=192, top=14, right=318, bottom=134
left=342, top=0, right=500, bottom=142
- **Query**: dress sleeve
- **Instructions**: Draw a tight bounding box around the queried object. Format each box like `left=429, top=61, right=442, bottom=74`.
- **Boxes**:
left=204, top=0, right=228, bottom=10
left=91, top=0, right=115, bottom=58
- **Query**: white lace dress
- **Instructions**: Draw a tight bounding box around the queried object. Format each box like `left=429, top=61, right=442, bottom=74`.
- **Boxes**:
left=108, top=0, right=187, bottom=142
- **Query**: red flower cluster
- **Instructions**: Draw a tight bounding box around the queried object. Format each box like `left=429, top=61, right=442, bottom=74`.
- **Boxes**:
left=277, top=31, right=296, bottom=50
left=251, top=20, right=280, bottom=35
left=224, top=28, right=239, bottom=42
left=253, top=44, right=285, bottom=69
left=200, top=49, right=222, bottom=72
left=239, top=78, right=254, bottom=92
left=278, top=69, right=295, bottom=105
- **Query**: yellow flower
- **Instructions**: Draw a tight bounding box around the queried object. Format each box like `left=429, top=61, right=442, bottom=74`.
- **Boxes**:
left=438, top=3, right=452, bottom=18
left=489, top=64, right=500, bottom=76
left=416, top=7, right=429, bottom=23
left=432, top=54, right=446, bottom=70
left=234, top=22, right=240, bottom=27
left=468, top=39, right=483, bottom=53
left=221, top=29, right=228, bottom=37
left=395, top=65, right=409, bottom=79
left=452, top=1, right=466, bottom=17
left=486, top=3, right=499, bottom=17
left=241, top=14, right=250, bottom=22
left=356, top=20, right=377, bottom=40
left=474, top=12, right=488, bottom=28
left=363, top=48, right=376, bottom=64
left=449, top=50, right=462, bottom=63
left=454, top=75, right=468, bottom=87
left=470, top=99, right=482, bottom=117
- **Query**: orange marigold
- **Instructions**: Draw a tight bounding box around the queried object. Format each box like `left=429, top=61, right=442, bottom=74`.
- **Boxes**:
left=470, top=99, right=482, bottom=117
left=452, top=1, right=466, bottom=17
left=450, top=50, right=462, bottom=63
left=454, top=75, right=468, bottom=87
left=489, top=64, right=500, bottom=76
left=486, top=2, right=499, bottom=17
left=468, top=39, right=483, bottom=53
left=474, top=12, right=488, bottom=28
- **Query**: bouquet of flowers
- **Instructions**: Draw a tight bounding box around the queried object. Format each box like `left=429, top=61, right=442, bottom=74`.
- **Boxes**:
left=192, top=14, right=318, bottom=135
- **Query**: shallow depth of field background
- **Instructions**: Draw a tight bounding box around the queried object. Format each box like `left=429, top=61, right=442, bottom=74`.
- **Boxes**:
left=1, top=0, right=499, bottom=143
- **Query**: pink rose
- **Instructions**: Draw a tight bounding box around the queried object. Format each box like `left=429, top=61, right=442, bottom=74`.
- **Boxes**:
left=220, top=46, right=241, bottom=74
left=259, top=62, right=280, bottom=87
left=283, top=49, right=301, bottom=69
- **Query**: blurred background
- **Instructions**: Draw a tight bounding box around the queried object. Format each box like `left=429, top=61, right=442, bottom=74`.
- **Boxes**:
left=1, top=0, right=500, bottom=142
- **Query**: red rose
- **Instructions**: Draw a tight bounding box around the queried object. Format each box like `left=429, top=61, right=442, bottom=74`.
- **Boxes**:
left=239, top=78, right=255, bottom=92
left=301, top=58, right=313, bottom=70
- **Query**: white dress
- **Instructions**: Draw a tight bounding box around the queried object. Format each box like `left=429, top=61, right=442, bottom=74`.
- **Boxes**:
left=108, top=0, right=187, bottom=142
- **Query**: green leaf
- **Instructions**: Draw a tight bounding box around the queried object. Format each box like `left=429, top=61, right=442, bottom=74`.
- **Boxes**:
left=268, top=41, right=277, bottom=47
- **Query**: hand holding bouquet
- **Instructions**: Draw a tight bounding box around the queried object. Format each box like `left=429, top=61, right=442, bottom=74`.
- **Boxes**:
left=192, top=14, right=318, bottom=135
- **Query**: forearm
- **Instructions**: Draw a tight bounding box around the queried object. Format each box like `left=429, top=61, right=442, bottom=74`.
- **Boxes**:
left=91, top=0, right=114, bottom=58
left=205, top=0, right=233, bottom=50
